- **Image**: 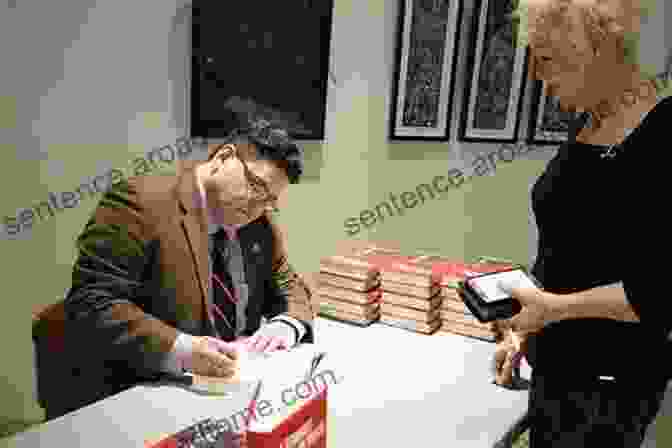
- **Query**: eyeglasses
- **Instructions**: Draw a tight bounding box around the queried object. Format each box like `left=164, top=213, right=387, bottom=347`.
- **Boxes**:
left=212, top=143, right=279, bottom=213
left=239, top=157, right=280, bottom=213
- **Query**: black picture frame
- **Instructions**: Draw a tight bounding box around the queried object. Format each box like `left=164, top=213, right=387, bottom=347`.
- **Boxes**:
left=527, top=80, right=578, bottom=145
left=459, top=0, right=528, bottom=143
left=389, top=0, right=464, bottom=141
left=190, top=1, right=334, bottom=141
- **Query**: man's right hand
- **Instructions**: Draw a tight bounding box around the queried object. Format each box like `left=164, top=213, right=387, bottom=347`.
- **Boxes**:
left=188, top=336, right=239, bottom=378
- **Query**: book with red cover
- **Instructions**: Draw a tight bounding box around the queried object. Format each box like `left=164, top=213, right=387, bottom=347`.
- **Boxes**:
left=145, top=417, right=244, bottom=448
left=381, top=291, right=442, bottom=311
left=381, top=279, right=440, bottom=299
left=379, top=313, right=441, bottom=334
left=411, top=254, right=516, bottom=288
left=318, top=307, right=379, bottom=326
left=147, top=388, right=329, bottom=448
left=440, top=297, right=472, bottom=315
left=438, top=320, right=496, bottom=342
left=317, top=285, right=381, bottom=305
left=317, top=295, right=380, bottom=315
left=318, top=271, right=380, bottom=292
left=247, top=389, right=327, bottom=448
left=378, top=260, right=440, bottom=287
left=319, top=255, right=380, bottom=282
left=439, top=308, right=490, bottom=328
left=318, top=242, right=405, bottom=282
left=442, top=288, right=462, bottom=301
left=380, top=302, right=440, bottom=322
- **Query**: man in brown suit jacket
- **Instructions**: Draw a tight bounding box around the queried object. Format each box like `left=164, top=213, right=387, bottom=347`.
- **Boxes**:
left=38, top=119, right=315, bottom=419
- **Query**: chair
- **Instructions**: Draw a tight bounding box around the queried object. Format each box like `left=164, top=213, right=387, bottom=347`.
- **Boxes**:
left=31, top=298, right=72, bottom=420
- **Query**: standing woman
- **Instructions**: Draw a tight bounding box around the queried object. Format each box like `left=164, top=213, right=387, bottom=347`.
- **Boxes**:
left=491, top=0, right=672, bottom=446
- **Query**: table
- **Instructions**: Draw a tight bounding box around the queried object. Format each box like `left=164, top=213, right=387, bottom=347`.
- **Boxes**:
left=1, top=318, right=540, bottom=447
left=316, top=318, right=530, bottom=447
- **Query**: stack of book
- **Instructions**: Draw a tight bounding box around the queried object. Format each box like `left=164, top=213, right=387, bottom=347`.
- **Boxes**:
left=416, top=255, right=516, bottom=342
left=376, top=257, right=442, bottom=335
left=316, top=246, right=388, bottom=326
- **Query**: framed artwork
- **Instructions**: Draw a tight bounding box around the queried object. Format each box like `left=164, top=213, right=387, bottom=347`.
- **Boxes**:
left=190, top=0, right=334, bottom=141
left=389, top=0, right=464, bottom=141
left=459, top=0, right=528, bottom=142
left=527, top=80, right=578, bottom=145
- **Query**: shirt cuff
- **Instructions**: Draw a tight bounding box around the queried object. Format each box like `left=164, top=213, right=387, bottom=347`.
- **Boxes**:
left=160, top=332, right=195, bottom=373
left=268, top=315, right=308, bottom=345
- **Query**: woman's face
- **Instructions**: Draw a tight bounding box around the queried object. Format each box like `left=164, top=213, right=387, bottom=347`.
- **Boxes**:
left=528, top=5, right=596, bottom=111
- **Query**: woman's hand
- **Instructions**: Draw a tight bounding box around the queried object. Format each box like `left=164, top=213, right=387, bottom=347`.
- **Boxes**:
left=492, top=331, right=526, bottom=386
left=500, top=282, right=565, bottom=333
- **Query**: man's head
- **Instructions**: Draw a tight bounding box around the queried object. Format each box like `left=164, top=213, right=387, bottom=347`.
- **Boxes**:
left=514, top=0, right=657, bottom=111
left=196, top=119, right=304, bottom=227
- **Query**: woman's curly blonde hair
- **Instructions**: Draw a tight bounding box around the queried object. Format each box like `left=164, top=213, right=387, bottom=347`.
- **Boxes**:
left=511, top=0, right=670, bottom=96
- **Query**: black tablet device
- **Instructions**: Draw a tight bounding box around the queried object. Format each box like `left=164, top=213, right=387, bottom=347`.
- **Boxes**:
left=458, top=267, right=541, bottom=323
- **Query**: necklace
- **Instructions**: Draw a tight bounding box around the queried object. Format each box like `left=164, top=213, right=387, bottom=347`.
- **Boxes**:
left=597, top=94, right=661, bottom=160
left=576, top=77, right=659, bottom=159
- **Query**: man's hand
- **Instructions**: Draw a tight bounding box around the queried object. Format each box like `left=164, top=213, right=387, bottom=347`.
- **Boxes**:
left=499, top=281, right=564, bottom=333
left=237, top=322, right=295, bottom=354
left=188, top=336, right=239, bottom=378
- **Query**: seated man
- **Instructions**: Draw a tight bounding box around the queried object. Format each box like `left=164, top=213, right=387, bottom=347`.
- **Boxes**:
left=47, top=119, right=314, bottom=419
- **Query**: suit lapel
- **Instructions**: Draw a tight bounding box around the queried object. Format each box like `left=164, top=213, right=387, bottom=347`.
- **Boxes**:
left=180, top=215, right=209, bottom=306
left=174, top=168, right=211, bottom=321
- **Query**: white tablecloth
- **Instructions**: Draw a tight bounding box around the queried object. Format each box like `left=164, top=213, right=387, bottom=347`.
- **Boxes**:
left=316, top=318, right=529, bottom=447
left=5, top=317, right=535, bottom=447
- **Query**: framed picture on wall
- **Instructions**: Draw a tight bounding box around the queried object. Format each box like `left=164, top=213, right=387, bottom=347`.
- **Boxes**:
left=459, top=0, right=528, bottom=143
left=527, top=80, right=578, bottom=145
left=389, top=0, right=464, bottom=141
left=191, top=0, right=334, bottom=141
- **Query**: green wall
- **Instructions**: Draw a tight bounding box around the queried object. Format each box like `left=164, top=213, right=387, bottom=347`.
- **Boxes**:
left=3, top=0, right=654, bottom=439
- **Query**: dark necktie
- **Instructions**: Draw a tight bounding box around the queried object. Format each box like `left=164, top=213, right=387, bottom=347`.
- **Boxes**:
left=211, top=229, right=237, bottom=341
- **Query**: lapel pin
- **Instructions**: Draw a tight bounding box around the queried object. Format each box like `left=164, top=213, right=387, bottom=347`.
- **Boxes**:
left=252, top=243, right=261, bottom=253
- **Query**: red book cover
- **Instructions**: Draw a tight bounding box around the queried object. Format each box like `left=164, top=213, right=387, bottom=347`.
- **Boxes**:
left=145, top=391, right=328, bottom=448
left=319, top=255, right=380, bottom=281
left=359, top=252, right=417, bottom=272
left=411, top=255, right=515, bottom=288
left=247, top=389, right=327, bottom=448
left=318, top=242, right=404, bottom=280
left=145, top=418, right=244, bottom=448
left=377, top=259, right=440, bottom=287
left=317, top=285, right=381, bottom=305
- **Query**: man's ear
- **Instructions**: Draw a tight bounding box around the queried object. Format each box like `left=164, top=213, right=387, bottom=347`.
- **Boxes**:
left=208, top=143, right=237, bottom=162
left=217, top=144, right=237, bottom=159
left=207, top=144, right=237, bottom=175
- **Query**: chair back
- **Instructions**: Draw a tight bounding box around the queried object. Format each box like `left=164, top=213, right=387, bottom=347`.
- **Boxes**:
left=32, top=301, right=67, bottom=353
left=32, top=300, right=70, bottom=412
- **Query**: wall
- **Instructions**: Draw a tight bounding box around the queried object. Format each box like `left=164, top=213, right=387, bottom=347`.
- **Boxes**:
left=0, top=0, right=669, bottom=432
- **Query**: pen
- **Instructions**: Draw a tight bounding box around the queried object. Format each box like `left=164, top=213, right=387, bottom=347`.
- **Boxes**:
left=155, top=371, right=195, bottom=386
left=306, top=352, right=326, bottom=380
left=243, top=380, right=263, bottom=429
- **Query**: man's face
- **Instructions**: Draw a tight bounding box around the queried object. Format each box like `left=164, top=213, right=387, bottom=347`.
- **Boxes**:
left=203, top=143, right=289, bottom=227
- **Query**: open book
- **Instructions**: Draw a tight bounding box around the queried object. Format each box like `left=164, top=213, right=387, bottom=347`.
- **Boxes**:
left=240, top=345, right=331, bottom=433
left=147, top=345, right=330, bottom=447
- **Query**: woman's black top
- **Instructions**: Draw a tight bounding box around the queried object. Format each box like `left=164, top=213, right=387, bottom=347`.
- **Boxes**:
left=526, top=96, right=672, bottom=382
